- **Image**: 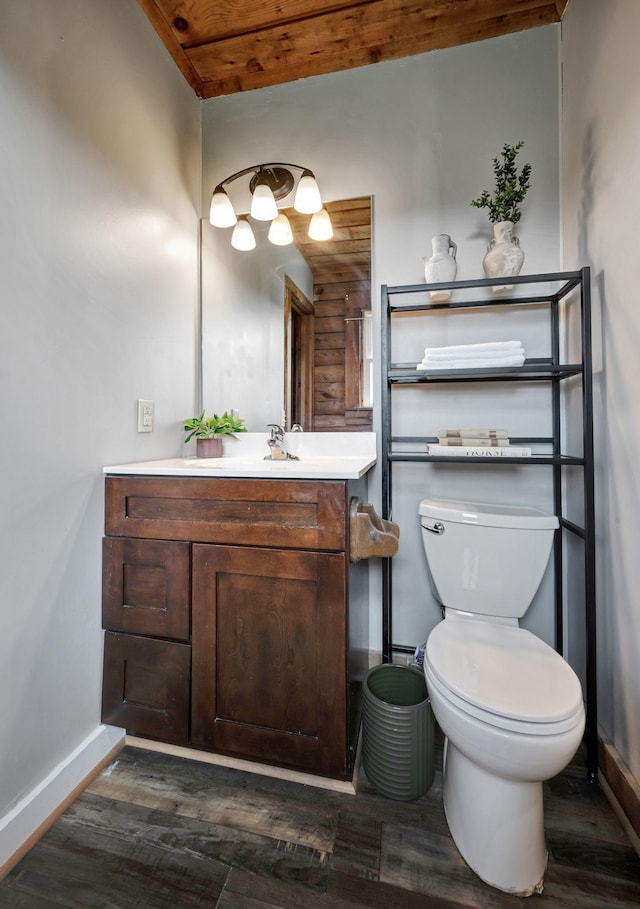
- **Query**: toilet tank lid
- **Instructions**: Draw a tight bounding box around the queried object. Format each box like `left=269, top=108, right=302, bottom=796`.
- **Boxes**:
left=418, top=497, right=559, bottom=530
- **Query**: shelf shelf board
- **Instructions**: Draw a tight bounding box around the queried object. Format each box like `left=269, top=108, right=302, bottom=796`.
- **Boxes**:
left=388, top=361, right=583, bottom=383
left=385, top=271, right=583, bottom=309
left=387, top=452, right=584, bottom=465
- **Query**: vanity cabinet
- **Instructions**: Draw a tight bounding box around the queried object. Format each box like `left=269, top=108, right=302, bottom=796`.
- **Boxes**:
left=101, top=474, right=367, bottom=780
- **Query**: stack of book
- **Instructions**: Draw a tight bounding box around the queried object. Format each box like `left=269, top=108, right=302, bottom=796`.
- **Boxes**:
left=427, top=429, right=531, bottom=457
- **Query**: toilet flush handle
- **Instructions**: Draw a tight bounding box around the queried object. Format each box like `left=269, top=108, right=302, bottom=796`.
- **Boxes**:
left=423, top=521, right=445, bottom=535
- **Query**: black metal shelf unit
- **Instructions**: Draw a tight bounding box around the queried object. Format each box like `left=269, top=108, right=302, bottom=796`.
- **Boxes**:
left=380, top=268, right=597, bottom=781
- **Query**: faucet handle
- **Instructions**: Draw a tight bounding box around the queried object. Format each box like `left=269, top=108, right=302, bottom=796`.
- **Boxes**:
left=267, top=423, right=284, bottom=440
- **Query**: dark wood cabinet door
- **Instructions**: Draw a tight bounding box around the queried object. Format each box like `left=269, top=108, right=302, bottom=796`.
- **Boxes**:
left=102, top=538, right=190, bottom=640
left=102, top=632, right=191, bottom=745
left=191, top=544, right=348, bottom=778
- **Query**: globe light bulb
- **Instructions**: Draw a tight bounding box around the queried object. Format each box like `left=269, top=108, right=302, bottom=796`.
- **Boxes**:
left=268, top=212, right=294, bottom=246
left=231, top=217, right=256, bottom=251
left=308, top=207, right=333, bottom=241
left=209, top=186, right=237, bottom=227
left=294, top=170, right=322, bottom=214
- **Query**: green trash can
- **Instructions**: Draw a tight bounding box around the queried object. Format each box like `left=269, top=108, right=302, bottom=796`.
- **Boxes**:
left=362, top=663, right=435, bottom=800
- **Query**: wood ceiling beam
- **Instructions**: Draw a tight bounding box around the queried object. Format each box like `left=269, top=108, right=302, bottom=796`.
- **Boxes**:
left=138, top=1, right=567, bottom=98
left=190, top=1, right=564, bottom=98
left=148, top=0, right=375, bottom=46
left=136, top=0, right=205, bottom=95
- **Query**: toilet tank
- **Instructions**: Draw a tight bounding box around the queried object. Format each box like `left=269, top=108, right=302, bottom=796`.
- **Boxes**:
left=419, top=498, right=558, bottom=618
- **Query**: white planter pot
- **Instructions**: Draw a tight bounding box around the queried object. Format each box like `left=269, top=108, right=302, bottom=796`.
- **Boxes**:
left=483, top=221, right=524, bottom=293
left=422, top=234, right=457, bottom=302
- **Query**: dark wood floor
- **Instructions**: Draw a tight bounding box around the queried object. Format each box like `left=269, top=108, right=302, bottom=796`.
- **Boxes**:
left=1, top=741, right=639, bottom=908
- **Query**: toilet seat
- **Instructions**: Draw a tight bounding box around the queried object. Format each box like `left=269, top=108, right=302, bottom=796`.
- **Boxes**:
left=426, top=619, right=584, bottom=736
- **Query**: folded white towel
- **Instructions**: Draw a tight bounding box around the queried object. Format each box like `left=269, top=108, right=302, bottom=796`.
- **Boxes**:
left=417, top=353, right=526, bottom=370
left=424, top=340, right=523, bottom=356
left=424, top=346, right=524, bottom=362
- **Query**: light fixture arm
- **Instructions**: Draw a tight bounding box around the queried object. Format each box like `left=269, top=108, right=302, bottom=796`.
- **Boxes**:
left=217, top=162, right=315, bottom=192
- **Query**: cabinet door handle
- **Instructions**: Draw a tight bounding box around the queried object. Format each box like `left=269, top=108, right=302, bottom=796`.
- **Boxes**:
left=423, top=521, right=445, bottom=535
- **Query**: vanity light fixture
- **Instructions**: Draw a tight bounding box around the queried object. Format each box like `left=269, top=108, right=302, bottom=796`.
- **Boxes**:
left=209, top=162, right=332, bottom=250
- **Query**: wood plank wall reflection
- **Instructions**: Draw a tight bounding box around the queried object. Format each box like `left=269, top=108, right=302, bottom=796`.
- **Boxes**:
left=292, top=197, right=372, bottom=432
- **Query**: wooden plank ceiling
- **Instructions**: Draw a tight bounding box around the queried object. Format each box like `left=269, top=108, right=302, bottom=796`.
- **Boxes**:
left=136, top=0, right=569, bottom=99
left=287, top=197, right=371, bottom=288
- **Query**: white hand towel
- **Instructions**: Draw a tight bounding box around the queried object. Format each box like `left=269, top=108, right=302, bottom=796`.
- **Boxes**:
left=417, top=353, right=525, bottom=370
left=424, top=346, right=524, bottom=362
left=423, top=340, right=523, bottom=357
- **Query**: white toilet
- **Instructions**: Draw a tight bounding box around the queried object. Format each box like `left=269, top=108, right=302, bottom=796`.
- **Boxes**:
left=419, top=497, right=585, bottom=897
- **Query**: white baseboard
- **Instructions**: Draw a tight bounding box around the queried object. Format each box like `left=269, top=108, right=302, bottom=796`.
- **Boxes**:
left=0, top=724, right=124, bottom=879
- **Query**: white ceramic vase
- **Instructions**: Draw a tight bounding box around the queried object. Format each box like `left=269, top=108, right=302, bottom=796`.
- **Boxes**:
left=483, top=221, right=524, bottom=293
left=422, top=234, right=457, bottom=302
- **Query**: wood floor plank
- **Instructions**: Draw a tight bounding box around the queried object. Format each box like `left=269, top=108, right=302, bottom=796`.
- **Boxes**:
left=0, top=805, right=229, bottom=907
left=0, top=890, right=59, bottom=909
left=329, top=809, right=381, bottom=879
left=88, top=747, right=337, bottom=853
left=543, top=863, right=640, bottom=908
left=546, top=828, right=640, bottom=885
left=379, top=822, right=533, bottom=907
left=544, top=772, right=633, bottom=846
left=347, top=769, right=450, bottom=839
left=327, top=868, right=466, bottom=908
left=218, top=866, right=347, bottom=908
left=2, top=742, right=639, bottom=909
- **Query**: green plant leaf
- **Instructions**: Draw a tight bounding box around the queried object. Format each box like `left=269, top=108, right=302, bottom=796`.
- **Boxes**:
left=183, top=409, right=248, bottom=442
left=470, top=141, right=532, bottom=224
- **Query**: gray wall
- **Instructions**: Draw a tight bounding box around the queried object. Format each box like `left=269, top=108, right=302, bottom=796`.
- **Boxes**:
left=0, top=0, right=200, bottom=823
left=562, top=0, right=640, bottom=783
left=201, top=27, right=562, bottom=654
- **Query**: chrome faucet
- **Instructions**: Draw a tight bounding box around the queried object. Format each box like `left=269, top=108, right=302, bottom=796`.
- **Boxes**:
left=265, top=424, right=299, bottom=460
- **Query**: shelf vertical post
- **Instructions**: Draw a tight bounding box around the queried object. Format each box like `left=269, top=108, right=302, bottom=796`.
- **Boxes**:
left=581, top=266, right=598, bottom=782
left=551, top=291, right=564, bottom=656
left=380, top=285, right=393, bottom=663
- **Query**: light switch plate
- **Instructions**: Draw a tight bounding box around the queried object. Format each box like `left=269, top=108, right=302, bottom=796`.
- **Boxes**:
left=137, top=399, right=154, bottom=433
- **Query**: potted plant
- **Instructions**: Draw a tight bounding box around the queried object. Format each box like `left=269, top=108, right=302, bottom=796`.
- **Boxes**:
left=470, top=141, right=532, bottom=290
left=184, top=409, right=247, bottom=458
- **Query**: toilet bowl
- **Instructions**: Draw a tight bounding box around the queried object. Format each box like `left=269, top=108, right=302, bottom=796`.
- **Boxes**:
left=419, top=498, right=586, bottom=896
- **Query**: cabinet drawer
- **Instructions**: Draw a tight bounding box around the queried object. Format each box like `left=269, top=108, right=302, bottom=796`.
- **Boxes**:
left=102, top=538, right=190, bottom=640
left=102, top=632, right=190, bottom=745
left=105, top=476, right=347, bottom=551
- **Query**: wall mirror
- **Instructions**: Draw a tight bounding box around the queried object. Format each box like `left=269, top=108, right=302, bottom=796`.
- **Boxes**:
left=201, top=196, right=372, bottom=432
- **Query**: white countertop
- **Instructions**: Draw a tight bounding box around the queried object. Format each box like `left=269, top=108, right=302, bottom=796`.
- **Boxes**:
left=104, top=432, right=377, bottom=480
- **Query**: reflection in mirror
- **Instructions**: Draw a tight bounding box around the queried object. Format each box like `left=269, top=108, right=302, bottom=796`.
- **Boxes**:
left=283, top=275, right=314, bottom=430
left=201, top=197, right=372, bottom=432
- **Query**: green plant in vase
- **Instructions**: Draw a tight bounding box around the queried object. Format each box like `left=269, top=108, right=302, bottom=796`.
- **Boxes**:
left=471, top=141, right=532, bottom=291
left=184, top=410, right=247, bottom=457
left=470, top=141, right=532, bottom=224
